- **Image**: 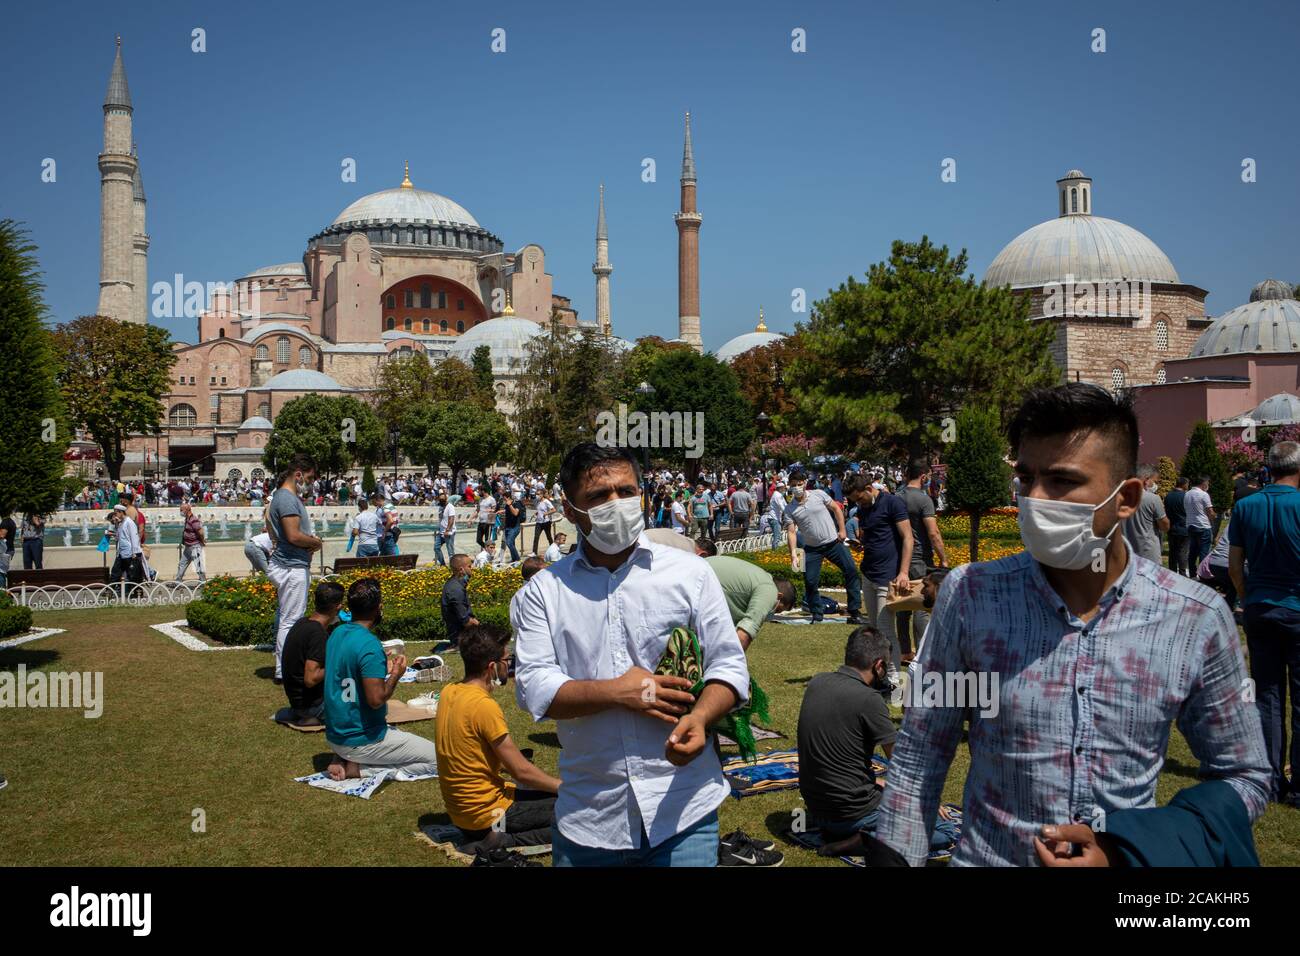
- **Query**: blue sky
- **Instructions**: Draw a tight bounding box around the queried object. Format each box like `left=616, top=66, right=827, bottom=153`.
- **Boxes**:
left=3, top=0, right=1297, bottom=348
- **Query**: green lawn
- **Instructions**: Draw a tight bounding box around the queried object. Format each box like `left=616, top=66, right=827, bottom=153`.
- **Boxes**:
left=1, top=604, right=1296, bottom=866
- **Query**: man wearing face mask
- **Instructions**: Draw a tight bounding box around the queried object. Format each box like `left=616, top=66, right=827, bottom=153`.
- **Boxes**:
left=1122, top=465, right=1169, bottom=565
left=879, top=383, right=1269, bottom=867
left=511, top=443, right=750, bottom=867
left=783, top=468, right=863, bottom=624
left=267, top=454, right=324, bottom=683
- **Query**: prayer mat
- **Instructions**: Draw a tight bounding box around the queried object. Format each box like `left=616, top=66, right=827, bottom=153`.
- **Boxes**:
left=270, top=709, right=326, bottom=733
left=716, top=725, right=785, bottom=748
left=295, top=766, right=437, bottom=799
left=270, top=699, right=434, bottom=731
left=783, top=803, right=963, bottom=865
left=415, top=822, right=551, bottom=864
left=722, top=748, right=799, bottom=798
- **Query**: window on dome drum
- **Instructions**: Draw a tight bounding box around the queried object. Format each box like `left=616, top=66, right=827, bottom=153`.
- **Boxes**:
left=255, top=345, right=269, bottom=361
left=440, top=320, right=448, bottom=333
left=405, top=290, right=414, bottom=308
left=1155, top=319, right=1169, bottom=350
left=277, top=338, right=290, bottom=364
left=404, top=317, right=412, bottom=331
left=1111, top=367, right=1126, bottom=390
left=422, top=319, right=430, bottom=332
left=299, top=346, right=311, bottom=367
left=1060, top=193, right=1066, bottom=216
left=1155, top=367, right=1167, bottom=385
left=421, top=284, right=431, bottom=308
left=386, top=317, right=395, bottom=331
left=456, top=320, right=465, bottom=333
left=439, top=292, right=448, bottom=309
left=169, top=403, right=198, bottom=427
left=1082, top=190, right=1089, bottom=213
left=386, top=294, right=396, bottom=309
left=1071, top=188, right=1078, bottom=213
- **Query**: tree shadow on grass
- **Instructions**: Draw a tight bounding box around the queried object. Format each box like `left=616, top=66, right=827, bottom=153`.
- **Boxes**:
left=0, top=649, right=61, bottom=669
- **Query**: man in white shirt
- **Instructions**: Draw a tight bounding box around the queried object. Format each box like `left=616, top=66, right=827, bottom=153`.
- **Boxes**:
left=1185, top=475, right=1216, bottom=570
left=765, top=482, right=788, bottom=549
left=544, top=531, right=568, bottom=563
left=532, top=492, right=557, bottom=555
left=476, top=491, right=497, bottom=550
left=670, top=491, right=689, bottom=535
left=512, top=443, right=750, bottom=867
left=436, top=495, right=457, bottom=566
left=351, top=499, right=381, bottom=557
left=472, top=541, right=497, bottom=569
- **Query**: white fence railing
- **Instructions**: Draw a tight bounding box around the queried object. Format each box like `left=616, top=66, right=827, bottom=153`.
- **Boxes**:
left=7, top=580, right=205, bottom=610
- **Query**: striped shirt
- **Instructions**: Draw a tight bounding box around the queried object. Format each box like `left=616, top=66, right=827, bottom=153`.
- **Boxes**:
left=878, top=542, right=1270, bottom=867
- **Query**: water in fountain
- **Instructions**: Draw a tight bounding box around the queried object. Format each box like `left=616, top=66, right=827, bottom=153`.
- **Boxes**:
left=244, top=521, right=252, bottom=541
left=64, top=528, right=72, bottom=547
left=321, top=515, right=330, bottom=534
left=80, top=516, right=90, bottom=543
left=154, top=523, right=162, bottom=544
left=219, top=513, right=229, bottom=539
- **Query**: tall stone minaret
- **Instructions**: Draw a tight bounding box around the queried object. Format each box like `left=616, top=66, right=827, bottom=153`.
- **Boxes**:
left=674, top=111, right=703, bottom=351
left=97, top=37, right=141, bottom=323
left=131, top=151, right=149, bottom=323
left=592, top=184, right=613, bottom=335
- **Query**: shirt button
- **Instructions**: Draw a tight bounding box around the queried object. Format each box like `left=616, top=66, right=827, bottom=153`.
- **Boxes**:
left=1075, top=746, right=1083, bottom=755
left=1077, top=687, right=1086, bottom=695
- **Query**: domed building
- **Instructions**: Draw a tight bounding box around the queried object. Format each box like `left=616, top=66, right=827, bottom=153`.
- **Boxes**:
left=1132, top=280, right=1300, bottom=460
left=715, top=309, right=786, bottom=364
left=984, top=170, right=1212, bottom=391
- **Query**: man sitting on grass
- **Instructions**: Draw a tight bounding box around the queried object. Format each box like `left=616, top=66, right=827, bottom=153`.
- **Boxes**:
left=435, top=623, right=560, bottom=847
left=324, top=578, right=438, bottom=780
left=280, top=581, right=345, bottom=726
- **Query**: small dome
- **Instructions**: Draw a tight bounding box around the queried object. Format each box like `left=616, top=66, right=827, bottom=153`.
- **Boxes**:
left=1248, top=392, right=1300, bottom=426
left=1190, top=297, right=1300, bottom=357
left=260, top=369, right=346, bottom=391
left=1249, top=279, right=1295, bottom=303
left=1060, top=169, right=1089, bottom=180
left=715, top=330, right=786, bottom=364
left=447, top=317, right=548, bottom=374
left=238, top=416, right=273, bottom=430
left=984, top=215, right=1180, bottom=290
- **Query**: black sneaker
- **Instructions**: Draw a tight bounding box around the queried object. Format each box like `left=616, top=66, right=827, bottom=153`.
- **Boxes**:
left=721, top=829, right=776, bottom=853
left=719, top=841, right=784, bottom=867
left=471, top=846, right=542, bottom=867
left=846, top=613, right=865, bottom=625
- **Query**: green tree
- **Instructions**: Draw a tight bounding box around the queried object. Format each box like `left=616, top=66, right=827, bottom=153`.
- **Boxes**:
left=1180, top=421, right=1232, bottom=512
left=0, top=221, right=69, bottom=516
left=638, top=348, right=754, bottom=480
left=728, top=334, right=807, bottom=424
left=372, top=354, right=436, bottom=430
left=261, top=394, right=383, bottom=477
left=51, top=314, right=177, bottom=482
left=944, top=405, right=1010, bottom=562
left=361, top=464, right=376, bottom=495
left=402, top=400, right=511, bottom=482
left=471, top=345, right=495, bottom=401
left=787, top=237, right=1058, bottom=459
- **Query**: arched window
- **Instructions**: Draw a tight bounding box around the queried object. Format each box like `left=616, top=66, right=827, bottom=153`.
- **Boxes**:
left=255, top=344, right=269, bottom=361
left=440, top=320, right=448, bottom=333
left=1111, top=367, right=1126, bottom=390
left=422, top=318, right=430, bottom=332
left=169, top=403, right=198, bottom=427
left=386, top=294, right=396, bottom=309
left=398, top=346, right=413, bottom=357
left=298, top=346, right=311, bottom=367
left=257, top=402, right=271, bottom=420
left=386, top=316, right=395, bottom=331
left=218, top=328, right=225, bottom=338
left=1082, top=188, right=1089, bottom=213
left=404, top=317, right=412, bottom=331
left=456, top=320, right=465, bottom=333
left=227, top=468, right=243, bottom=481
left=1060, top=191, right=1067, bottom=216
left=1155, top=319, right=1169, bottom=351
left=250, top=468, right=265, bottom=482
left=276, top=337, right=290, bottom=364
left=405, top=290, right=414, bottom=308
left=1071, top=187, right=1078, bottom=213
left=1155, top=366, right=1167, bottom=385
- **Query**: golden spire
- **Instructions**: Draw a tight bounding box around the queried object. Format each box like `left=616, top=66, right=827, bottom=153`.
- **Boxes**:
left=503, top=284, right=515, bottom=316
left=400, top=160, right=413, bottom=189
left=755, top=307, right=767, bottom=332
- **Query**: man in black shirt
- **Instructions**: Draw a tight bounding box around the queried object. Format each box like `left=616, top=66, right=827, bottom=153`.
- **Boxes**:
left=441, top=554, right=478, bottom=647
left=797, top=626, right=897, bottom=840
left=281, top=581, right=345, bottom=725
left=1164, top=477, right=1190, bottom=576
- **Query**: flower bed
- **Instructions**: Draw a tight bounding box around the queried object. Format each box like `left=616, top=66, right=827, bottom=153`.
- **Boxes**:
left=185, top=567, right=522, bottom=647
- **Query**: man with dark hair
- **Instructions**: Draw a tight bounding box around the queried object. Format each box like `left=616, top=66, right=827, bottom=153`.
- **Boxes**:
left=1229, top=440, right=1300, bottom=804
left=695, top=537, right=718, bottom=557
left=351, top=497, right=381, bottom=558
left=513, top=442, right=748, bottom=867
left=692, top=544, right=796, bottom=651
left=1165, top=476, right=1191, bottom=576
left=268, top=454, right=322, bottom=682
left=324, top=578, right=438, bottom=780
left=897, top=459, right=947, bottom=656
left=436, top=623, right=560, bottom=850
left=844, top=473, right=912, bottom=691
left=782, top=467, right=862, bottom=624
left=280, top=581, right=345, bottom=726
left=880, top=383, right=1269, bottom=866
left=520, top=554, right=546, bottom=581
left=1122, top=465, right=1169, bottom=565
left=441, top=554, right=479, bottom=647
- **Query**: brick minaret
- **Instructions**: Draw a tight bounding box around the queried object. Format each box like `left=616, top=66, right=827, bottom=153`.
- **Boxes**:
left=97, top=37, right=142, bottom=323
left=593, top=184, right=613, bottom=335
left=674, top=112, right=702, bottom=351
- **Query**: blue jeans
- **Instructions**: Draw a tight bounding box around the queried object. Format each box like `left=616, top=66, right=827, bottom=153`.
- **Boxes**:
left=356, top=543, right=379, bottom=558
left=804, top=540, right=861, bottom=620
left=433, top=533, right=448, bottom=565
left=1188, top=526, right=1213, bottom=571
left=811, top=807, right=953, bottom=852
left=552, top=810, right=718, bottom=867
left=1245, top=603, right=1300, bottom=800
left=502, top=525, right=521, bottom=562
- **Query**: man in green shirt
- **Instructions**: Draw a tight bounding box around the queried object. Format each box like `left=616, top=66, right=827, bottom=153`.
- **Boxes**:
left=695, top=539, right=796, bottom=650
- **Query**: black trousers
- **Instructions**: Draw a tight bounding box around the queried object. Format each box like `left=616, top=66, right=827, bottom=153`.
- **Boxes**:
left=1167, top=531, right=1190, bottom=576
left=531, top=522, right=554, bottom=553
left=461, top=789, right=555, bottom=847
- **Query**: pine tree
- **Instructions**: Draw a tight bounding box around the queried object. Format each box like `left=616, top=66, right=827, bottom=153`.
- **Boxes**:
left=944, top=405, right=1010, bottom=561
left=361, top=465, right=377, bottom=496
left=0, top=220, right=69, bottom=517
left=1180, top=421, right=1232, bottom=512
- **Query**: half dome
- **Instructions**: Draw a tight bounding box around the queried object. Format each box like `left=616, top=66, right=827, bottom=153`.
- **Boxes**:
left=260, top=369, right=347, bottom=391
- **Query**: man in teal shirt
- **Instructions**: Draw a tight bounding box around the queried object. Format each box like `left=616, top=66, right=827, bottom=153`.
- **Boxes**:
left=1228, top=440, right=1300, bottom=804
left=325, top=578, right=438, bottom=780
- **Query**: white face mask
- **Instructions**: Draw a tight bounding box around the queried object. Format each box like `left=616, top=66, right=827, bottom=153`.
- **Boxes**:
left=1017, top=482, right=1126, bottom=570
left=791, top=484, right=807, bottom=501
left=570, top=495, right=644, bottom=554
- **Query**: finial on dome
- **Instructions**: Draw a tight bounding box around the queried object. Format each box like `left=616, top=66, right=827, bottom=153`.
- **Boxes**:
left=400, top=161, right=413, bottom=189
left=755, top=307, right=767, bottom=332
left=502, top=285, right=515, bottom=316
left=116, top=35, right=121, bottom=47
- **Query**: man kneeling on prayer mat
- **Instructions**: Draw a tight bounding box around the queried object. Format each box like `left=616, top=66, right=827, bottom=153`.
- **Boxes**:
left=280, top=581, right=345, bottom=726
left=435, top=623, right=561, bottom=848
left=324, top=578, right=438, bottom=780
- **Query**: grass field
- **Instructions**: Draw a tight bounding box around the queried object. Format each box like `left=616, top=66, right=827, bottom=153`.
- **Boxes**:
left=2, top=601, right=1297, bottom=867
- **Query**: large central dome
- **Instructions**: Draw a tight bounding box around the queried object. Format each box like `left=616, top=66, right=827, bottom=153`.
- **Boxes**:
left=984, top=170, right=1181, bottom=290
left=330, top=163, right=479, bottom=230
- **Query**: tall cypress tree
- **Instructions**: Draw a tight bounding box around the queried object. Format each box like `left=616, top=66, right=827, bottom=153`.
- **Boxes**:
left=0, top=220, right=69, bottom=516
left=944, top=405, right=1010, bottom=562
left=1180, top=421, right=1232, bottom=512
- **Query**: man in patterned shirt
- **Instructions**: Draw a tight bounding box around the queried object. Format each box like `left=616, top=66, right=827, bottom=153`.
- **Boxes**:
left=879, top=384, right=1269, bottom=866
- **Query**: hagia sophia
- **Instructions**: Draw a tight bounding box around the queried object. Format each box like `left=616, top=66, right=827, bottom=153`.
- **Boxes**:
left=86, top=39, right=1298, bottom=479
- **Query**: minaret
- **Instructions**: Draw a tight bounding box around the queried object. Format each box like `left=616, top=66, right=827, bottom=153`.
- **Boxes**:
left=131, top=149, right=149, bottom=324
left=674, top=111, right=703, bottom=351
left=97, top=37, right=141, bottom=323
left=592, top=184, right=613, bottom=335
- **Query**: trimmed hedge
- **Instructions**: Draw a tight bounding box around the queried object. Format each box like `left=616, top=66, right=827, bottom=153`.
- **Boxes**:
left=0, top=604, right=34, bottom=639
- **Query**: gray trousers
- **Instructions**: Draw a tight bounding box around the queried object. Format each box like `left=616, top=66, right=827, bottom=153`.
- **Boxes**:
left=862, top=582, right=901, bottom=678
left=175, top=544, right=206, bottom=582
left=331, top=727, right=438, bottom=777
left=244, top=541, right=270, bottom=573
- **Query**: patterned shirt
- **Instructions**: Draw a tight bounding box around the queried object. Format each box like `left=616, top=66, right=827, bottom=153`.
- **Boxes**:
left=878, top=543, right=1270, bottom=867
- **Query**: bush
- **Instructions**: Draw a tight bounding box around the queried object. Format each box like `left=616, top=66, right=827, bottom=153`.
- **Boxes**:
left=1155, top=456, right=1178, bottom=496
left=0, top=604, right=33, bottom=639
left=185, top=600, right=272, bottom=646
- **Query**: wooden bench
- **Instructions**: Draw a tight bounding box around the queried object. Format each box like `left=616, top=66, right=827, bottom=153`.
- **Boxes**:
left=716, top=527, right=750, bottom=543
left=8, top=567, right=111, bottom=588
left=331, top=554, right=419, bottom=574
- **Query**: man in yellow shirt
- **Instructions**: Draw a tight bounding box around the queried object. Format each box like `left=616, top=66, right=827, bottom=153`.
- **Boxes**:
left=435, top=624, right=560, bottom=848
